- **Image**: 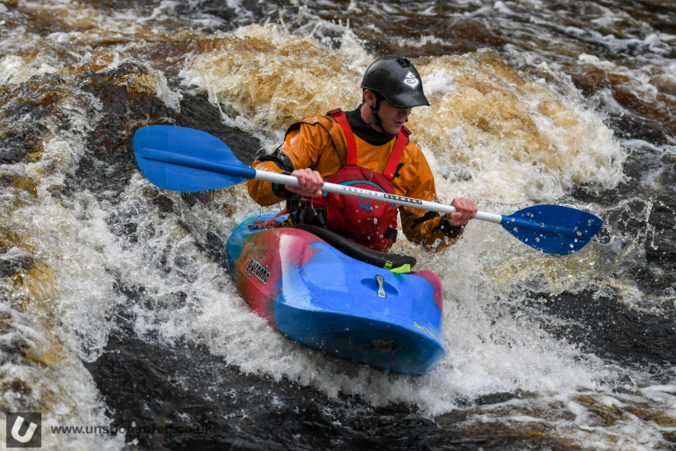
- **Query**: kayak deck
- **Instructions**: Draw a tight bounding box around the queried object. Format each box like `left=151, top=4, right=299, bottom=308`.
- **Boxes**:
left=226, top=213, right=445, bottom=375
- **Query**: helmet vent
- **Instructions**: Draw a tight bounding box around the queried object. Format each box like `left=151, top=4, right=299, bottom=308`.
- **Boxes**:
left=396, top=57, right=411, bottom=68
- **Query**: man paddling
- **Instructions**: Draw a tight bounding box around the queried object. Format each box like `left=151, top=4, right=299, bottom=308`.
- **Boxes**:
left=248, top=56, right=477, bottom=252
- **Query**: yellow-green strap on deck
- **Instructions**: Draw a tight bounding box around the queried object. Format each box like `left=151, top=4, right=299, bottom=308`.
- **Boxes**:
left=383, top=261, right=411, bottom=273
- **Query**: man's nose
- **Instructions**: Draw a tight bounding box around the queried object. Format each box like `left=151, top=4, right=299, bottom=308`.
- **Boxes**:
left=398, top=107, right=412, bottom=117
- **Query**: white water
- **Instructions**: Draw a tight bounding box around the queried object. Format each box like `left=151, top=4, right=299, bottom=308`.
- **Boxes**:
left=1, top=1, right=674, bottom=449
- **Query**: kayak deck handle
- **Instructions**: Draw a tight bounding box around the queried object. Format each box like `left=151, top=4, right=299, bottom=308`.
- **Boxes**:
left=376, top=275, right=386, bottom=298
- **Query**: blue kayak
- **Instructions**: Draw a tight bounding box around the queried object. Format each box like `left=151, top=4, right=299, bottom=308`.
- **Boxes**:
left=225, top=213, right=445, bottom=376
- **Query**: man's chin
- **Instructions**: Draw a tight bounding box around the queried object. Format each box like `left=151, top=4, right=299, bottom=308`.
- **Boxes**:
left=387, top=125, right=404, bottom=135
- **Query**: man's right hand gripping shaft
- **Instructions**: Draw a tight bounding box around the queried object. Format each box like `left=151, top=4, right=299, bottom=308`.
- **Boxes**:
left=285, top=168, right=324, bottom=198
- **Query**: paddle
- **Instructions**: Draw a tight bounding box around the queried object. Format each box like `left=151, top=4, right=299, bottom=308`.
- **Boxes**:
left=133, top=125, right=602, bottom=255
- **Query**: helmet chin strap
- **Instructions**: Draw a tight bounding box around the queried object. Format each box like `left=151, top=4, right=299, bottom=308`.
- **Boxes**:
left=368, top=96, right=384, bottom=130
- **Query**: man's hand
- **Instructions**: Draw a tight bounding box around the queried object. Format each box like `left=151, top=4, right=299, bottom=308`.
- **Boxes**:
left=285, top=168, right=324, bottom=197
left=445, top=198, right=477, bottom=226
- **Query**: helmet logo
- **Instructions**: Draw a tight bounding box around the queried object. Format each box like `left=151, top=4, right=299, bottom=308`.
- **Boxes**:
left=403, top=71, right=419, bottom=88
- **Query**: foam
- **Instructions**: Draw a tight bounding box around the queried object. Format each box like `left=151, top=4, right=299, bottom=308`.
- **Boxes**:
left=1, top=4, right=672, bottom=448
left=0, top=55, right=59, bottom=85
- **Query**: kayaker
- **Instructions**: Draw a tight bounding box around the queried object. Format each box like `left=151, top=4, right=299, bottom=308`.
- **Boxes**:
left=248, top=56, right=477, bottom=252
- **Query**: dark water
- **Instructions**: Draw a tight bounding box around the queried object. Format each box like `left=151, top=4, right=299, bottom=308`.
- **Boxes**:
left=0, top=1, right=674, bottom=449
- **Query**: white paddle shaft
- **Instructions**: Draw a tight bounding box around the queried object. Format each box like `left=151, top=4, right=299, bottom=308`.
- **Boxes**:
left=255, top=170, right=503, bottom=225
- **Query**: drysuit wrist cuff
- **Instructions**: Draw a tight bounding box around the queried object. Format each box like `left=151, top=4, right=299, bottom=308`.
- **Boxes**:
left=439, top=216, right=465, bottom=238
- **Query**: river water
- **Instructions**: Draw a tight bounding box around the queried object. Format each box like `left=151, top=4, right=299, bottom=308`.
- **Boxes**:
left=0, top=0, right=674, bottom=449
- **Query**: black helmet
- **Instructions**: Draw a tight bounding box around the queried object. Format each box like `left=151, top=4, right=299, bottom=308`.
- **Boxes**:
left=361, top=56, right=429, bottom=108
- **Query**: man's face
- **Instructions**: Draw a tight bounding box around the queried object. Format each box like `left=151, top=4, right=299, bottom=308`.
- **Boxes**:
left=364, top=90, right=412, bottom=135
left=377, top=100, right=412, bottom=135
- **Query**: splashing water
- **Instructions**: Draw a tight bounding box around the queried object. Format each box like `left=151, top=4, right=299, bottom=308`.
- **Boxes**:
left=1, top=1, right=674, bottom=449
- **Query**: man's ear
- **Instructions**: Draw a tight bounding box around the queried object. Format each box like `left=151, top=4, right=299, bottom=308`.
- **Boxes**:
left=363, top=89, right=376, bottom=107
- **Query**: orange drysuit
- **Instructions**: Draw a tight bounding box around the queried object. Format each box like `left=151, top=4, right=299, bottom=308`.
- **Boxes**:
left=248, top=109, right=464, bottom=250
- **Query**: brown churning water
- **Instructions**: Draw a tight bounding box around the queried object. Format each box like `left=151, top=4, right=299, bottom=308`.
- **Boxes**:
left=0, top=1, right=674, bottom=449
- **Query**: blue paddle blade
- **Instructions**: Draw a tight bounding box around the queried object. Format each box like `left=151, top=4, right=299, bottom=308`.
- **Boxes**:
left=501, top=205, right=603, bottom=255
left=133, top=125, right=255, bottom=191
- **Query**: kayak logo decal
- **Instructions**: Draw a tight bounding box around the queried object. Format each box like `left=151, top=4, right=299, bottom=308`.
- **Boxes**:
left=246, top=258, right=270, bottom=284
left=367, top=338, right=403, bottom=356
left=403, top=71, right=419, bottom=88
